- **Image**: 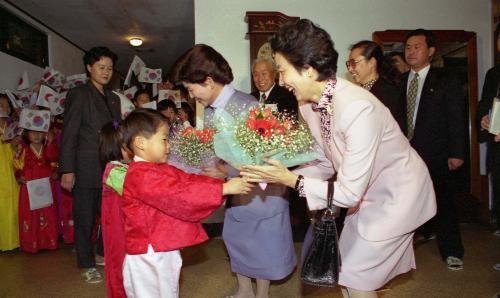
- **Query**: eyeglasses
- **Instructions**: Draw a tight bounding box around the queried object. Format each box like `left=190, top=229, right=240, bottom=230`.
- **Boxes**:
left=345, top=57, right=366, bottom=69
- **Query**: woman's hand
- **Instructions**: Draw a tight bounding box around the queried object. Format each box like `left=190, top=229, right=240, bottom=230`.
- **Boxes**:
left=240, top=159, right=298, bottom=188
left=61, top=173, right=75, bottom=192
left=17, top=176, right=26, bottom=185
left=222, top=177, right=254, bottom=195
left=480, top=115, right=490, bottom=130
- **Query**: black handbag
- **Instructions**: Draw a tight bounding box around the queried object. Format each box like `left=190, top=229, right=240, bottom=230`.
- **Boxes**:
left=300, top=179, right=340, bottom=287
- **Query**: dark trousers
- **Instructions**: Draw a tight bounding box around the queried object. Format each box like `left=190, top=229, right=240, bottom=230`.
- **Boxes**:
left=491, top=149, right=500, bottom=230
left=73, top=187, right=103, bottom=268
left=420, top=173, right=465, bottom=260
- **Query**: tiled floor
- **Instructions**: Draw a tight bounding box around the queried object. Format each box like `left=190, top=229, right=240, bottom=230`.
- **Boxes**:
left=0, top=223, right=499, bottom=297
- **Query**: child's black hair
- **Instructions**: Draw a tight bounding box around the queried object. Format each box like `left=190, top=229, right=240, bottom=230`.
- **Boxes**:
left=179, top=102, right=195, bottom=126
left=122, top=108, right=168, bottom=153
left=132, top=88, right=151, bottom=104
left=0, top=93, right=14, bottom=116
left=99, top=120, right=124, bottom=164
left=157, top=99, right=177, bottom=113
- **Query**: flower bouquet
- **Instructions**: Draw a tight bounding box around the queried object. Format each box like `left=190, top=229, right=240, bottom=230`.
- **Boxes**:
left=168, top=127, right=216, bottom=173
left=212, top=106, right=319, bottom=169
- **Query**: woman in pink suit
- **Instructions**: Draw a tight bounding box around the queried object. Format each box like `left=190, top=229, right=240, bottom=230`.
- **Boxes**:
left=242, top=19, right=437, bottom=298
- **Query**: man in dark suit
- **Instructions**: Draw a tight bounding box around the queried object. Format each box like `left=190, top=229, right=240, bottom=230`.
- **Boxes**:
left=59, top=47, right=121, bottom=283
left=478, top=23, right=500, bottom=238
left=250, top=58, right=298, bottom=115
left=403, top=29, right=466, bottom=270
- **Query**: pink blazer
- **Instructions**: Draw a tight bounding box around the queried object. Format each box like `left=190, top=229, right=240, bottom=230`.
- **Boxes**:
left=297, top=78, right=436, bottom=241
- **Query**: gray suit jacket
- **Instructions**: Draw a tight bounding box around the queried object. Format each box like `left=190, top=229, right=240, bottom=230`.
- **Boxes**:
left=204, top=89, right=290, bottom=222
left=59, top=82, right=121, bottom=188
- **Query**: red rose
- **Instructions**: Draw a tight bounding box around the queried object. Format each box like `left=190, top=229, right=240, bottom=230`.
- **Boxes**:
left=247, top=119, right=256, bottom=130
left=199, top=135, right=210, bottom=144
left=182, top=127, right=194, bottom=137
left=249, top=108, right=259, bottom=120
left=275, top=126, right=285, bottom=135
left=268, top=117, right=279, bottom=128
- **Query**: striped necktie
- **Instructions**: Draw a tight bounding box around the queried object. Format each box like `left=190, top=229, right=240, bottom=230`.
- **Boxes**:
left=260, top=93, right=267, bottom=104
left=406, top=73, right=419, bottom=139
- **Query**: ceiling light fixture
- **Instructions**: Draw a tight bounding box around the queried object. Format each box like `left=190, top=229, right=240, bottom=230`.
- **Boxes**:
left=129, top=38, right=143, bottom=47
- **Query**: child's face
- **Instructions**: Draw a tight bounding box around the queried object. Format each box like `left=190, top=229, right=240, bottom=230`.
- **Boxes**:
left=139, top=123, right=170, bottom=163
left=178, top=109, right=188, bottom=122
left=183, top=81, right=217, bottom=107
left=135, top=93, right=151, bottom=107
left=161, top=108, right=176, bottom=123
left=27, top=130, right=46, bottom=145
left=0, top=97, right=11, bottom=116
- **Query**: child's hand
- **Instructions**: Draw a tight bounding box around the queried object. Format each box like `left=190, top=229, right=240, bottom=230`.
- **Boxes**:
left=17, top=176, right=26, bottom=185
left=222, top=177, right=254, bottom=195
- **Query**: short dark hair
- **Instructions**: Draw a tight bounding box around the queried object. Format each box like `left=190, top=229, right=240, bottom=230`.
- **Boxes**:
left=405, top=29, right=436, bottom=49
left=0, top=93, right=14, bottom=116
left=170, top=44, right=233, bottom=85
left=157, top=99, right=177, bottom=113
left=83, top=46, right=118, bottom=67
left=122, top=108, right=168, bottom=152
left=179, top=102, right=194, bottom=126
left=132, top=89, right=151, bottom=103
left=270, top=19, right=338, bottom=81
left=99, top=120, right=124, bottom=164
left=350, top=40, right=399, bottom=84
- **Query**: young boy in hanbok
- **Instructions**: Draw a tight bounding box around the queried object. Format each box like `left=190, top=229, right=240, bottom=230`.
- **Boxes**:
left=120, top=109, right=253, bottom=298
left=14, top=128, right=59, bottom=253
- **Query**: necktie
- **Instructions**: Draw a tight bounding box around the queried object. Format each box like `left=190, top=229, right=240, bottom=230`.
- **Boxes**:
left=406, top=73, right=419, bottom=139
left=260, top=93, right=267, bottom=104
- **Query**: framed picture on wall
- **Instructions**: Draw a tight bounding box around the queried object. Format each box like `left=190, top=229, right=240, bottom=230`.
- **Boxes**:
left=0, top=6, right=49, bottom=68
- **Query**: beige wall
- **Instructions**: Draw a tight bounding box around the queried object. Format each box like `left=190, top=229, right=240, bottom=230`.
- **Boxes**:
left=194, top=0, right=492, bottom=93
left=194, top=0, right=492, bottom=172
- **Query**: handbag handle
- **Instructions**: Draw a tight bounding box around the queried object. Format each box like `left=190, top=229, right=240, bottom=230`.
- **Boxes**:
left=326, top=177, right=335, bottom=211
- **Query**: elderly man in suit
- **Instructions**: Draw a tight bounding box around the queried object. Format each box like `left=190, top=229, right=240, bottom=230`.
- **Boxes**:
left=251, top=58, right=298, bottom=115
left=59, top=47, right=121, bottom=283
left=403, top=29, right=466, bottom=270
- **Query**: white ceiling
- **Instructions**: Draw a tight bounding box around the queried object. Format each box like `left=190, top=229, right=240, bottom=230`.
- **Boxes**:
left=7, top=0, right=194, bottom=78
